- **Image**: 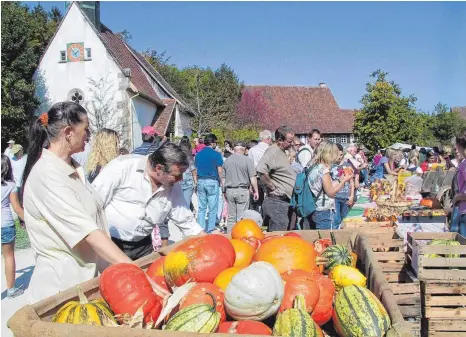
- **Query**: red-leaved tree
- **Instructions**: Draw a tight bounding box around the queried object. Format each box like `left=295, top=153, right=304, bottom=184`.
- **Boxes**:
left=236, top=88, right=274, bottom=129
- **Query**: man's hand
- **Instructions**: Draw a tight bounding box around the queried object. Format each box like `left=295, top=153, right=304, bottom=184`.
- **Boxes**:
left=253, top=192, right=259, bottom=201
left=346, top=197, right=354, bottom=206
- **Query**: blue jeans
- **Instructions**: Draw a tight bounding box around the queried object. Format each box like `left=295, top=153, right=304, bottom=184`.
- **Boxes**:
left=334, top=198, right=350, bottom=228
left=197, top=179, right=220, bottom=233
left=308, top=210, right=334, bottom=230
left=1, top=225, right=16, bottom=244
left=182, top=186, right=193, bottom=209
left=360, top=169, right=370, bottom=185
left=459, top=214, right=466, bottom=237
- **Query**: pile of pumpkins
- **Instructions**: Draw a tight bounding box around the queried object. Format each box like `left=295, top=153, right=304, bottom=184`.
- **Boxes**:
left=53, top=219, right=392, bottom=337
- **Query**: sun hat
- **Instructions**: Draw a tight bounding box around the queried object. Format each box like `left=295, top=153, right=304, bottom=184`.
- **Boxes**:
left=141, top=126, right=157, bottom=136
left=11, top=144, right=23, bottom=155
left=7, top=140, right=15, bottom=144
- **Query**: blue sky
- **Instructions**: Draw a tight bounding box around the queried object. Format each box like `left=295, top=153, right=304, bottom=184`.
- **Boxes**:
left=32, top=1, right=466, bottom=112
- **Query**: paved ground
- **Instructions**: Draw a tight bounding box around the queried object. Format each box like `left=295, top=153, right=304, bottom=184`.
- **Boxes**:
left=1, top=248, right=35, bottom=337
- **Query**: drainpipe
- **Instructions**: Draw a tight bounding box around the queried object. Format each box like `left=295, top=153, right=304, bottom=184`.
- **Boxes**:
left=128, top=92, right=140, bottom=151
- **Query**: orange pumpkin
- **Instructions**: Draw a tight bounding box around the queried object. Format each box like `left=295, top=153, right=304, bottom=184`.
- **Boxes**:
left=281, top=269, right=317, bottom=283
left=231, top=239, right=255, bottom=268
left=311, top=274, right=335, bottom=326
left=218, top=321, right=272, bottom=335
left=214, top=267, right=242, bottom=291
left=164, top=234, right=235, bottom=289
left=149, top=275, right=170, bottom=293
left=146, top=256, right=165, bottom=278
left=254, top=236, right=318, bottom=274
left=420, top=197, right=442, bottom=209
left=279, top=276, right=320, bottom=313
left=179, top=283, right=226, bottom=322
left=232, top=219, right=265, bottom=241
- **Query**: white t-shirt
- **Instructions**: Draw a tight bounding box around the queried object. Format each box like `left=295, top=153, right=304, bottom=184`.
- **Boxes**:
left=307, top=164, right=334, bottom=211
left=4, top=148, right=14, bottom=159
left=11, top=155, right=27, bottom=188
left=297, top=144, right=313, bottom=167
left=1, top=181, right=17, bottom=227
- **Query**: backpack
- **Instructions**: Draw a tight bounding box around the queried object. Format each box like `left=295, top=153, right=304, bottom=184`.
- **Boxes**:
left=290, top=165, right=324, bottom=218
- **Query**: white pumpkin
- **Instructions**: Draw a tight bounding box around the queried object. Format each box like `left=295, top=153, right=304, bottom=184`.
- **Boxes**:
left=224, top=261, right=284, bottom=321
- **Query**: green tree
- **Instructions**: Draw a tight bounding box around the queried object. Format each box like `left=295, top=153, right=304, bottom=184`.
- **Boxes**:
left=353, top=70, right=422, bottom=151
left=1, top=2, right=62, bottom=149
left=431, top=102, right=466, bottom=145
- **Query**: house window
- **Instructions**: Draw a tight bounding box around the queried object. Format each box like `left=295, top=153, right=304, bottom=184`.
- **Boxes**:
left=328, top=135, right=337, bottom=143
left=340, top=135, right=348, bottom=144
left=67, top=89, right=85, bottom=105
left=60, top=51, right=66, bottom=62
left=85, top=48, right=92, bottom=60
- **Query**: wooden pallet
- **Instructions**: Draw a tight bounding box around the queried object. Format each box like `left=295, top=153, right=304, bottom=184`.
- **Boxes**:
left=406, top=232, right=466, bottom=281
left=422, top=319, right=466, bottom=337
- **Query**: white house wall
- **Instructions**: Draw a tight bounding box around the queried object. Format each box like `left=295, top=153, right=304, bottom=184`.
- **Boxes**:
left=33, top=3, right=125, bottom=129
left=132, top=96, right=157, bottom=148
left=174, top=106, right=193, bottom=138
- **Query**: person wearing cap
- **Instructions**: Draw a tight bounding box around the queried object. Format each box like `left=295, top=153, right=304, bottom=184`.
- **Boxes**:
left=133, top=126, right=159, bottom=155
left=222, top=141, right=259, bottom=232
left=10, top=144, right=28, bottom=189
left=93, top=142, right=205, bottom=260
left=4, top=140, right=15, bottom=159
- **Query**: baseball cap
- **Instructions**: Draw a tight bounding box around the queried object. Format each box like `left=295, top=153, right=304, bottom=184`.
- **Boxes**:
left=11, top=144, right=23, bottom=155
left=142, top=126, right=157, bottom=136
left=7, top=140, right=15, bottom=144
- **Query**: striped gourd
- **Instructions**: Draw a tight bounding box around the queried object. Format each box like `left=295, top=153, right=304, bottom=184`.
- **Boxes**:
left=427, top=239, right=461, bottom=258
left=273, top=295, right=323, bottom=337
left=164, top=292, right=221, bottom=332
left=321, top=245, right=353, bottom=271
left=52, top=286, right=116, bottom=326
left=333, top=285, right=391, bottom=337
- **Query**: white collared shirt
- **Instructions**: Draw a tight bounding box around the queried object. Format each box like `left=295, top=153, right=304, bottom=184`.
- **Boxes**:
left=248, top=142, right=270, bottom=167
left=23, top=149, right=108, bottom=303
left=92, top=154, right=203, bottom=242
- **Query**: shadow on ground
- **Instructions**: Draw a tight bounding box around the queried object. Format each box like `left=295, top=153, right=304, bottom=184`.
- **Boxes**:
left=1, top=266, right=34, bottom=300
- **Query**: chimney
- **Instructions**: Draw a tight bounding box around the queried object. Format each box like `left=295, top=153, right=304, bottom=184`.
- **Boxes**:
left=319, top=82, right=327, bottom=88
left=78, top=1, right=101, bottom=31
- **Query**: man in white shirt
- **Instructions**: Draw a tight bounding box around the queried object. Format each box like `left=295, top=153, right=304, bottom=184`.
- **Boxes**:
left=10, top=144, right=27, bottom=189
left=4, top=140, right=15, bottom=159
left=293, top=137, right=313, bottom=168
left=93, top=142, right=205, bottom=260
left=248, top=130, right=273, bottom=167
left=307, top=129, right=322, bottom=159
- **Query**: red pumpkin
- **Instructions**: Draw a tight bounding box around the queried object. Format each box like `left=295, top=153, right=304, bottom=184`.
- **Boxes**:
left=164, top=234, right=235, bottom=288
left=100, top=263, right=163, bottom=323
left=284, top=232, right=302, bottom=238
left=311, top=275, right=335, bottom=326
left=218, top=321, right=272, bottom=335
left=149, top=275, right=170, bottom=293
left=146, top=256, right=165, bottom=278
left=279, top=276, right=320, bottom=313
left=242, top=237, right=261, bottom=250
left=179, top=283, right=226, bottom=322
left=254, top=236, right=318, bottom=274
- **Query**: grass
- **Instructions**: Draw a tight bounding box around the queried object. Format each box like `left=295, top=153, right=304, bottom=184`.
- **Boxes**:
left=14, top=219, right=30, bottom=249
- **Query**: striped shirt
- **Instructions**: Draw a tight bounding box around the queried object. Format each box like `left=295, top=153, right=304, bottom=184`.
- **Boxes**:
left=132, top=142, right=158, bottom=155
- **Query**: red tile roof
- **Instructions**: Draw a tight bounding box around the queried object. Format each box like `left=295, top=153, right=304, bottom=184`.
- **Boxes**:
left=153, top=99, right=176, bottom=135
left=240, top=85, right=355, bottom=134
left=100, top=25, right=164, bottom=106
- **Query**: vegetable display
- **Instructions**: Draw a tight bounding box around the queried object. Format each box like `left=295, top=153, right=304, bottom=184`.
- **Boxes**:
left=54, top=219, right=394, bottom=336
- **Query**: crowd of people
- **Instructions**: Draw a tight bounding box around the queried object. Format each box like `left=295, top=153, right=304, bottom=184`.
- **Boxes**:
left=2, top=100, right=466, bottom=303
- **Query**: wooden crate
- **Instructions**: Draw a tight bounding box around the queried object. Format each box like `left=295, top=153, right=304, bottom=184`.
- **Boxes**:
left=422, top=281, right=466, bottom=319
left=406, top=232, right=466, bottom=281
left=422, top=319, right=466, bottom=336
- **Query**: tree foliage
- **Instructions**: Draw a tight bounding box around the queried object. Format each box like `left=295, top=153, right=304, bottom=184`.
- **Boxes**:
left=430, top=103, right=466, bottom=145
left=354, top=70, right=424, bottom=150
left=1, top=2, right=62, bottom=149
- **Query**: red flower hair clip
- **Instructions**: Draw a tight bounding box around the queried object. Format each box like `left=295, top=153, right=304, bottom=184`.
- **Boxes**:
left=39, top=112, right=48, bottom=127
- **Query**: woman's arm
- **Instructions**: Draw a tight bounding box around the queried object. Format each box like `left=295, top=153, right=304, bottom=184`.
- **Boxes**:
left=347, top=179, right=355, bottom=205
left=85, top=230, right=132, bottom=264
left=9, top=191, right=24, bottom=221
left=452, top=193, right=466, bottom=206
left=384, top=162, right=399, bottom=176
left=321, top=173, right=353, bottom=198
